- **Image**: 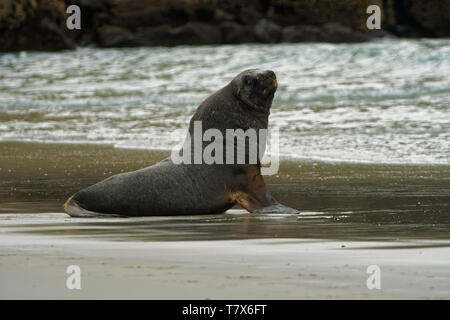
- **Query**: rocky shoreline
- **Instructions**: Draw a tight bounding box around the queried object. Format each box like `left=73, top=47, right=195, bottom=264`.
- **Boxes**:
left=1, top=0, right=449, bottom=52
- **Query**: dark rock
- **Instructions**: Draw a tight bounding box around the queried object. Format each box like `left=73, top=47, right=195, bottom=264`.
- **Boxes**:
left=253, top=19, right=281, bottom=43
left=0, top=0, right=75, bottom=52
left=166, top=6, right=190, bottom=26
left=194, top=5, right=215, bottom=22
left=321, top=23, right=369, bottom=43
left=137, top=23, right=223, bottom=46
left=0, top=0, right=448, bottom=51
left=282, top=23, right=369, bottom=43
left=365, top=29, right=394, bottom=40
left=97, top=24, right=142, bottom=47
left=391, top=0, right=450, bottom=37
left=390, top=24, right=424, bottom=38
left=266, top=2, right=301, bottom=27
left=282, top=25, right=323, bottom=42
left=40, top=17, right=76, bottom=49
left=383, top=0, right=398, bottom=29
left=220, top=22, right=255, bottom=44
left=136, top=24, right=172, bottom=46
left=213, top=9, right=236, bottom=23
left=238, top=7, right=263, bottom=26
left=109, top=7, right=166, bottom=30
left=267, top=0, right=385, bottom=31
left=68, top=0, right=106, bottom=11
left=170, top=22, right=221, bottom=45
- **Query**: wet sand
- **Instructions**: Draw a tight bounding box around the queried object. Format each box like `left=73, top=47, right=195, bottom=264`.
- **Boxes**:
left=1, top=141, right=449, bottom=299
left=1, top=141, right=449, bottom=217
left=1, top=213, right=450, bottom=299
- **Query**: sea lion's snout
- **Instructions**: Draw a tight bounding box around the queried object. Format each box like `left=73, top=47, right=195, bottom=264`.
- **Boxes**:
left=263, top=70, right=276, bottom=80
left=261, top=70, right=277, bottom=95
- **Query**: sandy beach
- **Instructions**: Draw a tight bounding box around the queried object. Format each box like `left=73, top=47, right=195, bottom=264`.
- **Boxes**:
left=1, top=213, right=449, bottom=299
left=1, top=142, right=449, bottom=300
left=2, top=141, right=449, bottom=217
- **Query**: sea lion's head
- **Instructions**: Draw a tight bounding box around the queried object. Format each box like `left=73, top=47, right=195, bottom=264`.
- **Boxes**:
left=232, top=69, right=278, bottom=112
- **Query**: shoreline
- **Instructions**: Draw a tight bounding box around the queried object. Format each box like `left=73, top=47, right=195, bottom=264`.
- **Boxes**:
left=1, top=138, right=449, bottom=299
left=1, top=139, right=449, bottom=167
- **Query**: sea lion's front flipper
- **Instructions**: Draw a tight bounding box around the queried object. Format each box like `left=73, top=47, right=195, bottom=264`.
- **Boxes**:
left=251, top=190, right=300, bottom=214
left=232, top=167, right=300, bottom=214
left=251, top=194, right=300, bottom=214
left=234, top=190, right=299, bottom=214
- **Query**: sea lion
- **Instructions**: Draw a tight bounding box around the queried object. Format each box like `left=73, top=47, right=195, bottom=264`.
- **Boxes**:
left=64, top=69, right=299, bottom=217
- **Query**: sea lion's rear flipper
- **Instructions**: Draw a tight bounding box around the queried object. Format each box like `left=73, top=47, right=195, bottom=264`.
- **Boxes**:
left=63, top=195, right=126, bottom=218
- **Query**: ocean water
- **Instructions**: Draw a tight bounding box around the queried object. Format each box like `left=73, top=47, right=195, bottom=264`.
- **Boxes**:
left=0, top=39, right=449, bottom=164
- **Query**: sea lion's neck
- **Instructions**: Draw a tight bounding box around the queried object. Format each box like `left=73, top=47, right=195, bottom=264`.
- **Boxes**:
left=226, top=82, right=271, bottom=128
left=189, top=85, right=270, bottom=134
left=182, top=85, right=271, bottom=166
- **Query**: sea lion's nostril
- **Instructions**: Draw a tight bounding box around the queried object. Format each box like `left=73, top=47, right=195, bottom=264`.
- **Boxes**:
left=260, top=70, right=277, bottom=92
left=265, top=70, right=276, bottom=79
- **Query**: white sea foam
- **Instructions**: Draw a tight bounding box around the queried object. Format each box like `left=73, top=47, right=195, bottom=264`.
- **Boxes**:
left=0, top=40, right=449, bottom=164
